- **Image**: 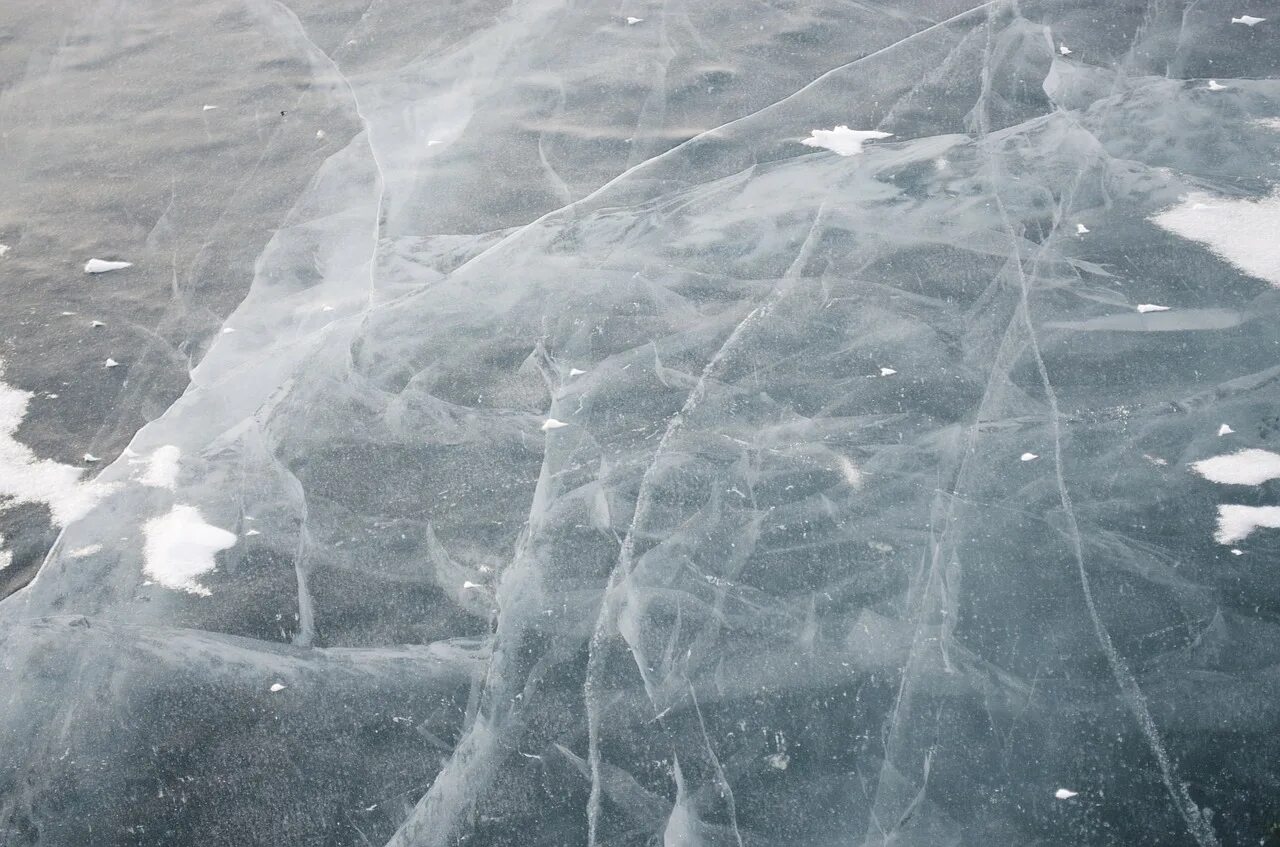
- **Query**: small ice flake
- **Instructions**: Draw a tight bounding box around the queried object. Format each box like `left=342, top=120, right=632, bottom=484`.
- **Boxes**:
left=1059, top=43, right=1072, bottom=55
left=1076, top=223, right=1089, bottom=234
left=202, top=104, right=218, bottom=111
left=1231, top=15, right=1265, bottom=26
left=321, top=304, right=335, bottom=312
left=0, top=245, right=9, bottom=257
left=245, top=529, right=261, bottom=536
left=1218, top=424, right=1234, bottom=436
left=1021, top=452, right=1039, bottom=462
left=221, top=327, right=235, bottom=334
left=801, top=126, right=893, bottom=157
left=541, top=418, right=569, bottom=430
left=878, top=367, right=897, bottom=377
left=90, top=320, right=105, bottom=328
left=569, top=367, right=586, bottom=376
left=1207, top=80, right=1227, bottom=91
left=269, top=683, right=285, bottom=692
left=84, top=259, right=132, bottom=274
left=462, top=580, right=482, bottom=589
left=316, top=130, right=326, bottom=139
left=83, top=453, right=101, bottom=463
left=1054, top=788, right=1078, bottom=800
left=104, top=358, right=120, bottom=368
left=1230, top=548, right=1244, bottom=555
left=625, top=16, right=643, bottom=24
left=1136, top=304, right=1170, bottom=313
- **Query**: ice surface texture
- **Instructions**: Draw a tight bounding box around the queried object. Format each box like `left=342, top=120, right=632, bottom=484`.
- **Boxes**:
left=2, top=1, right=1280, bottom=846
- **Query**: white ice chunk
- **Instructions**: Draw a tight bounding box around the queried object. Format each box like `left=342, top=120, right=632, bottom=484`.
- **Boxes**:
left=269, top=683, right=286, bottom=692
left=625, top=16, right=643, bottom=24
left=541, top=418, right=569, bottom=430
left=1207, top=80, right=1227, bottom=91
left=1054, top=788, right=1078, bottom=800
left=104, top=358, right=120, bottom=368
left=83, top=453, right=100, bottom=463
left=142, top=504, right=237, bottom=596
left=1214, top=505, right=1280, bottom=544
left=0, top=245, right=9, bottom=257
left=1151, top=190, right=1280, bottom=286
left=801, top=126, right=892, bottom=157
left=1059, top=43, right=1072, bottom=55
left=569, top=367, right=586, bottom=376
left=1021, top=452, right=1039, bottom=462
left=139, top=445, right=181, bottom=489
left=1231, top=15, right=1265, bottom=26
left=202, top=104, right=218, bottom=111
left=245, top=528, right=261, bottom=536
left=879, top=367, right=897, bottom=376
left=1136, top=304, right=1170, bottom=313
left=1075, top=223, right=1089, bottom=234
left=1218, top=424, right=1234, bottom=436
left=90, top=320, right=105, bottom=328
left=1191, top=449, right=1280, bottom=485
left=1230, top=548, right=1244, bottom=555
left=84, top=259, right=132, bottom=274
left=316, top=130, right=326, bottom=139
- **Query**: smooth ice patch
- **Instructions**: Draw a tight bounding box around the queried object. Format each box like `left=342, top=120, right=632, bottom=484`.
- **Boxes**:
left=800, top=126, right=892, bottom=157
left=1191, top=449, right=1280, bottom=485
left=0, top=363, right=116, bottom=526
left=1214, top=505, right=1280, bottom=544
left=84, top=259, right=132, bottom=274
left=1152, top=191, right=1280, bottom=286
left=139, top=445, right=181, bottom=489
left=142, top=504, right=237, bottom=596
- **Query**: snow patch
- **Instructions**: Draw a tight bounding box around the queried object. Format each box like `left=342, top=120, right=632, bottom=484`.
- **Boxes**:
left=1054, top=788, right=1078, bottom=800
left=1136, top=304, right=1170, bottom=313
left=142, top=505, right=237, bottom=596
left=800, top=126, right=892, bottom=157
left=1152, top=190, right=1280, bottom=286
left=139, top=445, right=181, bottom=489
left=1191, top=449, right=1280, bottom=485
left=1218, top=424, right=1234, bottom=436
left=68, top=544, right=103, bottom=559
left=1021, top=452, right=1039, bottom=462
left=1231, top=15, right=1265, bottom=26
left=1214, top=505, right=1280, bottom=544
left=541, top=418, right=569, bottom=431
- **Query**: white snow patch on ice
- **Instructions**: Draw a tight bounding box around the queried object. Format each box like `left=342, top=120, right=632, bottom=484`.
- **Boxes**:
left=1054, top=788, right=1078, bottom=800
left=625, top=16, right=643, bottom=24
left=84, top=259, right=132, bottom=274
left=1207, top=80, right=1227, bottom=91
left=142, top=504, right=236, bottom=596
left=1214, top=504, right=1280, bottom=544
left=801, top=126, right=892, bottom=157
left=1218, top=424, right=1234, bottom=436
left=104, top=358, right=120, bottom=369
left=1191, top=449, right=1280, bottom=485
left=0, top=364, right=116, bottom=525
left=0, top=245, right=10, bottom=257
left=1059, top=43, right=1072, bottom=55
left=541, top=418, right=569, bottom=431
left=1136, top=304, right=1170, bottom=313
left=1075, top=223, right=1089, bottom=234
left=270, top=682, right=286, bottom=692
left=1256, top=117, right=1280, bottom=131
left=138, top=445, right=181, bottom=490
left=1021, top=452, right=1039, bottom=462
left=68, top=544, right=102, bottom=559
left=879, top=367, right=897, bottom=377
left=202, top=104, right=218, bottom=111
left=569, top=367, right=586, bottom=376
left=1231, top=15, right=1265, bottom=26
left=1152, top=190, right=1280, bottom=286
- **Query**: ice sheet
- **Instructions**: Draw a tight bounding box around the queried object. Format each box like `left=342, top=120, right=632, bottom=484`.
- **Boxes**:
left=2, top=1, right=1279, bottom=846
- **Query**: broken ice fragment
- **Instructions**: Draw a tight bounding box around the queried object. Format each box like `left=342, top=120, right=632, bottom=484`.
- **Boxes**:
left=541, top=418, right=569, bottom=430
left=801, top=126, right=892, bottom=157
left=1214, top=505, right=1280, bottom=544
left=625, top=16, right=643, bottom=24
left=879, top=367, right=897, bottom=376
left=90, top=320, right=105, bottom=328
left=1020, top=452, right=1039, bottom=462
left=68, top=544, right=102, bottom=558
left=1230, top=548, right=1244, bottom=555
left=1136, top=304, right=1170, bottom=313
left=104, top=358, right=120, bottom=368
left=1218, top=424, right=1234, bottom=436
left=462, top=580, right=482, bottom=589
left=316, top=130, right=326, bottom=139
left=1059, top=43, right=1072, bottom=55
left=245, top=529, right=261, bottom=536
left=1207, top=80, right=1227, bottom=91
left=83, top=453, right=100, bottom=463
left=569, top=367, right=586, bottom=376
left=1231, top=15, right=1265, bottom=26
left=84, top=259, right=132, bottom=274
left=202, top=104, right=218, bottom=111
left=1054, top=788, right=1078, bottom=800
left=1191, top=449, right=1280, bottom=485
left=0, top=245, right=9, bottom=257
left=142, top=504, right=237, bottom=596
left=221, top=327, right=235, bottom=334
left=269, top=683, right=285, bottom=692
left=1075, top=223, right=1089, bottom=234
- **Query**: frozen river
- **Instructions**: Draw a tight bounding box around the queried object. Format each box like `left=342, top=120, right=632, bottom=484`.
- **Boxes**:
left=1, top=1, right=1279, bottom=844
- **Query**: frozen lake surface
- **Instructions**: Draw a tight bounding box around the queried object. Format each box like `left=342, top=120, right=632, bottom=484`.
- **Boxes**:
left=2, top=1, right=1279, bottom=845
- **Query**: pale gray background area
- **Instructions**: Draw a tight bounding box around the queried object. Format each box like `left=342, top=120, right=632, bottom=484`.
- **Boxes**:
left=1, top=1, right=1279, bottom=846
